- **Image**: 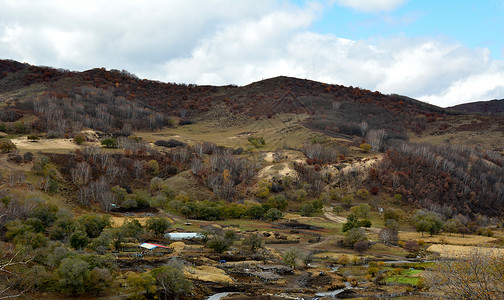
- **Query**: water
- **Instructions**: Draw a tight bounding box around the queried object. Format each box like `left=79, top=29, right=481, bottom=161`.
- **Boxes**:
left=206, top=292, right=231, bottom=300
left=315, top=282, right=352, bottom=298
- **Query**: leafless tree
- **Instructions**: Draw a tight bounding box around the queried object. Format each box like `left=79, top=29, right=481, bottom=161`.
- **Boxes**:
left=89, top=176, right=109, bottom=203
left=70, top=162, right=91, bottom=186
left=132, top=160, right=145, bottom=179
left=77, top=186, right=91, bottom=206
left=301, top=143, right=322, bottom=159
left=0, top=244, right=32, bottom=299
left=426, top=247, right=504, bottom=299
left=366, top=129, right=386, bottom=151
left=190, top=158, right=204, bottom=175
left=7, top=171, right=25, bottom=186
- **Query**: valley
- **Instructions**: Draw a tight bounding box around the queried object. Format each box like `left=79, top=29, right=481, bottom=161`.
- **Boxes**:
left=1, top=60, right=504, bottom=299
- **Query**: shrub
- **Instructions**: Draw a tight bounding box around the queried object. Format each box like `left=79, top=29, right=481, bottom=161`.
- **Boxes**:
left=23, top=152, right=34, bottom=162
left=146, top=217, right=171, bottom=236
left=243, top=233, right=263, bottom=253
left=354, top=240, right=369, bottom=254
left=248, top=136, right=265, bottom=148
left=359, top=143, right=371, bottom=152
left=264, top=208, right=283, bottom=221
left=344, top=228, right=367, bottom=247
left=70, top=230, right=90, bottom=250
left=100, top=138, right=117, bottom=148
left=206, top=236, right=232, bottom=253
left=282, top=248, right=299, bottom=268
left=154, top=139, right=186, bottom=148
left=356, top=188, right=369, bottom=200
left=74, top=135, right=85, bottom=145
left=0, top=139, right=16, bottom=153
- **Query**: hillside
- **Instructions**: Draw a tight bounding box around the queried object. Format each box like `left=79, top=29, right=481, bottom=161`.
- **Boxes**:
left=1, top=59, right=504, bottom=299
left=448, top=98, right=504, bottom=115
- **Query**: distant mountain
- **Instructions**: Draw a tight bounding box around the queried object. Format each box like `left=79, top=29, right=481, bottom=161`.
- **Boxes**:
left=447, top=99, right=504, bottom=115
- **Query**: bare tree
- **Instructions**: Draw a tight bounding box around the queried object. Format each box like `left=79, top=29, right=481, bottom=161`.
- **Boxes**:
left=132, top=160, right=145, bottom=179
left=190, top=158, right=203, bottom=175
left=426, top=247, right=504, bottom=299
left=7, top=171, right=25, bottom=186
left=77, top=186, right=91, bottom=206
left=0, top=244, right=32, bottom=299
left=70, top=162, right=91, bottom=186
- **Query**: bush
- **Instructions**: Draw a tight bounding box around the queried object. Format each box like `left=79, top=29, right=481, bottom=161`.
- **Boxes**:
left=248, top=136, right=265, bottom=148
left=78, top=215, right=111, bottom=238
left=23, top=152, right=34, bottom=162
left=356, top=188, right=369, bottom=200
left=354, top=240, right=370, bottom=254
left=100, top=138, right=117, bottom=148
left=206, top=236, right=232, bottom=253
left=344, top=228, right=367, bottom=247
left=264, top=208, right=283, bottom=221
left=243, top=233, right=263, bottom=253
left=154, top=139, right=186, bottom=148
left=74, top=135, right=85, bottom=145
left=151, top=264, right=192, bottom=299
left=0, top=139, right=16, bottom=153
left=7, top=154, right=23, bottom=164
left=146, top=217, right=171, bottom=236
left=359, top=143, right=371, bottom=152
left=282, top=248, right=299, bottom=268
left=70, top=230, right=90, bottom=250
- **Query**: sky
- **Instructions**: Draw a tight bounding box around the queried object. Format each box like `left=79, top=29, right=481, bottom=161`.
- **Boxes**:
left=1, top=0, right=504, bottom=107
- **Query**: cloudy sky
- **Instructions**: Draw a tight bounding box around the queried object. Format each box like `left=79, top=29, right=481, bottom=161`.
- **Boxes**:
left=1, top=0, right=503, bottom=107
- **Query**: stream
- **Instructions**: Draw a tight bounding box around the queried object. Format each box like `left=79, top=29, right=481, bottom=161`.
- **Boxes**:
left=206, top=292, right=231, bottom=300
left=315, top=281, right=353, bottom=298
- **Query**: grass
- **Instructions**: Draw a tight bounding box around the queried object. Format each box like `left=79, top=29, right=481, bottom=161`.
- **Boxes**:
left=369, top=243, right=408, bottom=256
left=136, top=113, right=316, bottom=151
left=401, top=269, right=423, bottom=276
left=384, top=275, right=421, bottom=286
left=399, top=232, right=496, bottom=245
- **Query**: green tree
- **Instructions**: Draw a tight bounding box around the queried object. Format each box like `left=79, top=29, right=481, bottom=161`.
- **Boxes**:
left=206, top=236, right=232, bottom=253
left=147, top=160, right=160, bottom=175
left=101, top=138, right=118, bottom=148
left=70, top=230, right=89, bottom=250
left=350, top=204, right=371, bottom=219
left=300, top=202, right=316, bottom=216
left=264, top=208, right=283, bottom=221
left=78, top=215, right=111, bottom=238
left=414, top=210, right=443, bottom=237
left=243, top=233, right=263, bottom=253
left=359, top=143, right=371, bottom=152
left=121, top=219, right=144, bottom=240
left=342, top=214, right=361, bottom=232
left=88, top=267, right=116, bottom=297
left=151, top=264, right=192, bottom=300
left=246, top=205, right=265, bottom=219
left=74, top=135, right=85, bottom=145
left=343, top=228, right=367, bottom=247
left=266, top=195, right=288, bottom=210
left=56, top=257, right=91, bottom=295
left=126, top=272, right=157, bottom=300
left=0, top=139, right=16, bottom=153
left=356, top=188, right=369, bottom=200
left=146, top=217, right=171, bottom=236
left=282, top=248, right=299, bottom=269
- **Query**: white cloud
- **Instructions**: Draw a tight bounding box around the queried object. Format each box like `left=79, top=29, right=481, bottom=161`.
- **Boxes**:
left=331, top=0, right=408, bottom=12
left=0, top=0, right=503, bottom=107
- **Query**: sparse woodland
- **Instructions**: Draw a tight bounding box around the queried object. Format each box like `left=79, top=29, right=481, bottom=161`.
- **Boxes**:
left=1, top=59, right=504, bottom=299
